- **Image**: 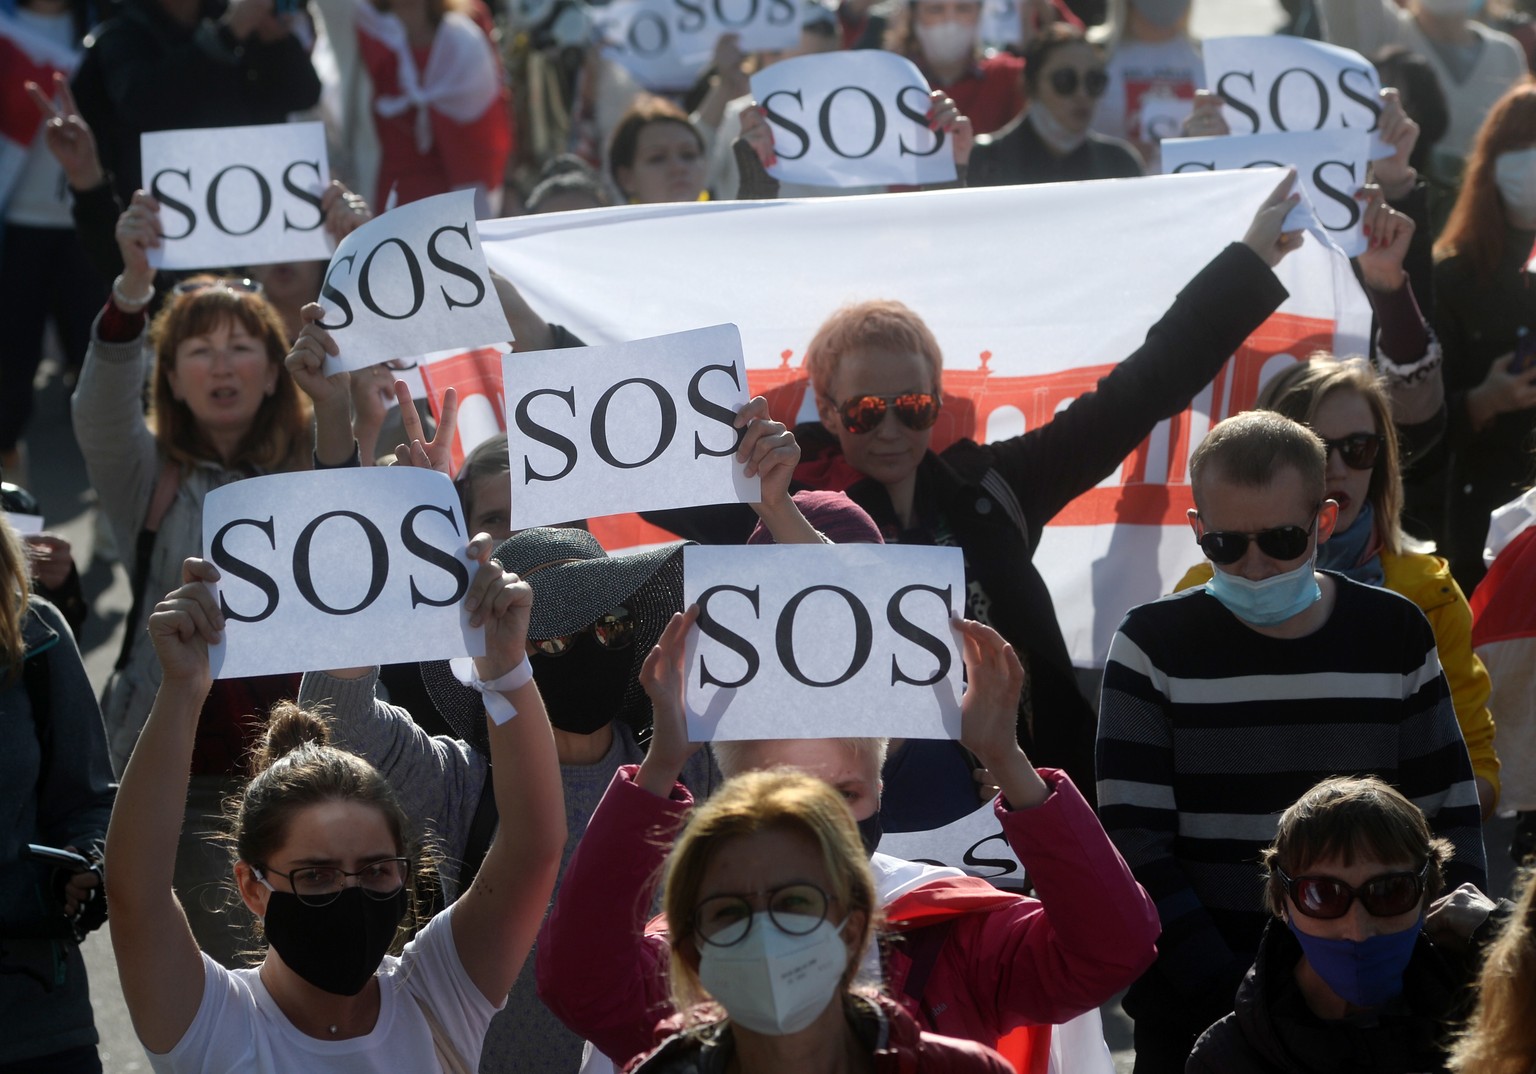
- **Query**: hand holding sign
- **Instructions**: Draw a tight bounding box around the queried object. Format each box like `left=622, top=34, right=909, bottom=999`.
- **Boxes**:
left=115, top=191, right=162, bottom=294
left=317, top=190, right=512, bottom=374
left=464, top=533, right=532, bottom=679
left=637, top=606, right=707, bottom=796
left=1238, top=167, right=1306, bottom=267
left=750, top=51, right=957, bottom=187
left=148, top=558, right=225, bottom=692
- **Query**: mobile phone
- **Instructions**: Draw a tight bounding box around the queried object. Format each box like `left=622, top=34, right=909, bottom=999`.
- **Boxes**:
left=26, top=845, right=91, bottom=872
left=1513, top=327, right=1536, bottom=376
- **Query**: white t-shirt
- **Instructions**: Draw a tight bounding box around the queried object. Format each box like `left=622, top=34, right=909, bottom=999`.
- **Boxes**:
left=147, top=906, right=501, bottom=1074
left=1092, top=37, right=1204, bottom=146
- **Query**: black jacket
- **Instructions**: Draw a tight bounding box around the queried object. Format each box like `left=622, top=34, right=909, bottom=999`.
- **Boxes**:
left=968, top=113, right=1144, bottom=187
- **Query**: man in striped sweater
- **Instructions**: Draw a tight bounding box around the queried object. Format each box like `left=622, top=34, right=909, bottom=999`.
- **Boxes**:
left=1096, top=411, right=1487, bottom=1074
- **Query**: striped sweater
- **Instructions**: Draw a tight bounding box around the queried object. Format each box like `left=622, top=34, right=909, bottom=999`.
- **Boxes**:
left=1096, top=574, right=1487, bottom=1009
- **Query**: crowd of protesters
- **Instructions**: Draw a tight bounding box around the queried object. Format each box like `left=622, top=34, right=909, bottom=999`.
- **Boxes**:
left=8, top=0, right=1536, bottom=1072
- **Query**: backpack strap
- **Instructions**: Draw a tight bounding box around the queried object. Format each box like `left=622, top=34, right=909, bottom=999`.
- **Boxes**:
left=114, top=460, right=181, bottom=672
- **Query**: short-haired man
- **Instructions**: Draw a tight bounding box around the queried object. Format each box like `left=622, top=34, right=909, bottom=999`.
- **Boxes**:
left=1096, top=410, right=1487, bottom=1074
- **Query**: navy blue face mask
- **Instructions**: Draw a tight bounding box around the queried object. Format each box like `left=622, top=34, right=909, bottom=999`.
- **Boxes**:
left=1286, top=914, right=1423, bottom=1008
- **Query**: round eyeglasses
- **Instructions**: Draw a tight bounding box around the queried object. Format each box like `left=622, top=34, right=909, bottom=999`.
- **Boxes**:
left=252, top=857, right=410, bottom=907
left=692, top=883, right=830, bottom=947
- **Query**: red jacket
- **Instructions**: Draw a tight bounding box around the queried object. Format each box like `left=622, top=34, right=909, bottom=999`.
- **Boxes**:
left=536, top=766, right=1159, bottom=1068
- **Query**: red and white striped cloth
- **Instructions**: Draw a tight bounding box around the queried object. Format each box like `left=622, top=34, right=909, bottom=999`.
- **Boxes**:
left=0, top=10, right=79, bottom=206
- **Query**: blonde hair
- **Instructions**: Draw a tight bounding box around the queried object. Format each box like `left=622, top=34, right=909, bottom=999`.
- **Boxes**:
left=709, top=738, right=889, bottom=779
left=662, top=770, right=878, bottom=1020
left=1, top=515, right=30, bottom=686
left=1448, top=868, right=1536, bottom=1074
left=805, top=300, right=944, bottom=403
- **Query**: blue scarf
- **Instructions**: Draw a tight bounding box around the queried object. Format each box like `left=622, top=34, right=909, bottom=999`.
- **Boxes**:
left=1319, top=502, right=1384, bottom=587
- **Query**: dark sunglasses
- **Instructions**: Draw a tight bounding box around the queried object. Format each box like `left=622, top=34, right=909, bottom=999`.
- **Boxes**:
left=1321, top=433, right=1384, bottom=471
left=530, top=608, right=635, bottom=657
left=833, top=392, right=941, bottom=436
left=172, top=277, right=263, bottom=297
left=1049, top=67, right=1109, bottom=98
left=1277, top=862, right=1429, bottom=920
left=1197, top=509, right=1318, bottom=566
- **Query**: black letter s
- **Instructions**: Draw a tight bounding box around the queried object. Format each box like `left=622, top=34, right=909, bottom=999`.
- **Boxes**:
left=697, top=584, right=762, bottom=688
left=514, top=387, right=579, bottom=482
left=211, top=517, right=281, bottom=623
left=401, top=504, right=471, bottom=608
left=887, top=584, right=953, bottom=686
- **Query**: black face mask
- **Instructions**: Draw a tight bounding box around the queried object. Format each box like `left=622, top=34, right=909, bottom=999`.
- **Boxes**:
left=857, top=811, right=884, bottom=858
left=263, top=886, right=407, bottom=996
left=532, top=634, right=634, bottom=736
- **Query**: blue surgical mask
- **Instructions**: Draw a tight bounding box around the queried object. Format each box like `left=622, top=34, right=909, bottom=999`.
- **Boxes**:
left=1286, top=915, right=1423, bottom=1008
left=1205, top=553, right=1321, bottom=626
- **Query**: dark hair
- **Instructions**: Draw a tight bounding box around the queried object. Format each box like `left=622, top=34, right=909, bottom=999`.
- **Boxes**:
left=1261, top=776, right=1449, bottom=917
left=1437, top=78, right=1536, bottom=283
left=454, top=434, right=511, bottom=522
left=526, top=171, right=610, bottom=213
left=1023, top=23, right=1101, bottom=96
left=607, top=97, right=705, bottom=195
left=1372, top=46, right=1450, bottom=171
left=1189, top=410, right=1326, bottom=512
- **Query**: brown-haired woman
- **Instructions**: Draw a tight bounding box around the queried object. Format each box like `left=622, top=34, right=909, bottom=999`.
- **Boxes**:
left=71, top=189, right=310, bottom=964
left=608, top=96, right=710, bottom=204
left=1448, top=867, right=1536, bottom=1074
left=106, top=545, right=563, bottom=1072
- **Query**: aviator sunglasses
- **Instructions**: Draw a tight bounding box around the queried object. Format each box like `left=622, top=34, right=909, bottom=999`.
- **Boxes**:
left=1276, top=861, right=1429, bottom=920
left=1049, top=66, right=1109, bottom=98
left=1321, top=432, right=1385, bottom=471
left=833, top=392, right=941, bottom=436
left=529, top=607, right=635, bottom=657
left=1197, top=509, right=1318, bottom=566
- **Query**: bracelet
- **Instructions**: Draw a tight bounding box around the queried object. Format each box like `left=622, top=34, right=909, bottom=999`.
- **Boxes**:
left=112, top=273, right=155, bottom=312
left=471, top=656, right=533, bottom=725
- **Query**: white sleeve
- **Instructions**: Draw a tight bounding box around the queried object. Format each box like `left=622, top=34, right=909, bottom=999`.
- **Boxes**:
left=1317, top=0, right=1411, bottom=53
left=146, top=955, right=258, bottom=1072
left=399, top=907, right=504, bottom=1068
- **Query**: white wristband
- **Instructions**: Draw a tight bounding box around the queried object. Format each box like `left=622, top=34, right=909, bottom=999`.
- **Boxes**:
left=471, top=656, right=533, bottom=725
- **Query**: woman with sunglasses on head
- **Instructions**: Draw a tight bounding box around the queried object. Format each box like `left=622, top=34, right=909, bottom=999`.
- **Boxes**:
left=1175, top=356, right=1500, bottom=820
left=969, top=23, right=1144, bottom=186
left=628, top=768, right=1012, bottom=1074
left=70, top=190, right=312, bottom=966
left=1189, top=775, right=1487, bottom=1073
left=105, top=545, right=564, bottom=1073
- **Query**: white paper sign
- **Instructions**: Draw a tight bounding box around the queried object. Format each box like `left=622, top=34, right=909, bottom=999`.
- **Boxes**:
left=1203, top=35, right=1393, bottom=161
left=315, top=190, right=512, bottom=374
left=202, top=468, right=484, bottom=678
left=5, top=512, right=44, bottom=536
left=1140, top=93, right=1196, bottom=144
left=595, top=0, right=800, bottom=90
left=141, top=122, right=332, bottom=270
left=506, top=323, right=758, bottom=527
left=751, top=52, right=955, bottom=188
left=682, top=545, right=966, bottom=741
left=1161, top=129, right=1371, bottom=257
left=877, top=801, right=1026, bottom=887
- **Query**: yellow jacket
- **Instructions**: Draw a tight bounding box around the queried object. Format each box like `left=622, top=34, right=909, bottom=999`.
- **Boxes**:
left=1174, top=551, right=1500, bottom=802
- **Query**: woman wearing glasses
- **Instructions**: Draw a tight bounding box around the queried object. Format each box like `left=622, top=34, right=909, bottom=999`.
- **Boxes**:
left=969, top=24, right=1144, bottom=187
left=106, top=544, right=564, bottom=1073
left=1188, top=775, right=1482, bottom=1072
left=71, top=190, right=310, bottom=964
left=1176, top=357, right=1500, bottom=819
left=630, top=768, right=1011, bottom=1074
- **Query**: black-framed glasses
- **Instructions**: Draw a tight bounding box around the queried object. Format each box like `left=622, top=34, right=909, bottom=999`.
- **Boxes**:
left=530, top=607, right=635, bottom=657
left=252, top=857, right=410, bottom=907
left=1277, top=861, right=1429, bottom=920
left=693, top=882, right=830, bottom=947
left=172, top=277, right=263, bottom=297
left=833, top=392, right=941, bottom=436
left=1049, top=67, right=1109, bottom=98
left=1321, top=433, right=1384, bottom=471
left=1197, top=509, right=1318, bottom=566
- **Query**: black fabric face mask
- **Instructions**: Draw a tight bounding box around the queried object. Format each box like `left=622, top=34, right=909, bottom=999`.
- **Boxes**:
left=857, top=811, right=884, bottom=858
left=532, top=635, right=634, bottom=736
left=263, top=886, right=407, bottom=996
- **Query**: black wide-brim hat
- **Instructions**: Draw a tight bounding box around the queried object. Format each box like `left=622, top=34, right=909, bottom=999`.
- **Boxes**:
left=420, top=527, right=686, bottom=756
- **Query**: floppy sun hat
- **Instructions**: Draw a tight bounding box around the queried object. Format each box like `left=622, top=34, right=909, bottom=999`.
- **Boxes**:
left=421, top=527, right=686, bottom=755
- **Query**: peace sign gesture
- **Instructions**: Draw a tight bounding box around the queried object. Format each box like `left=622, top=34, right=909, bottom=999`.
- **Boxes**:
left=25, top=72, right=104, bottom=191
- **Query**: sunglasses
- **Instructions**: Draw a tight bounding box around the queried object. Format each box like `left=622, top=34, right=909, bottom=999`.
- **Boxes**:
left=529, top=608, right=635, bottom=657
left=833, top=392, right=941, bottom=436
left=1321, top=433, right=1384, bottom=471
left=1197, top=509, right=1318, bottom=566
left=1049, top=67, right=1109, bottom=98
left=172, top=277, right=264, bottom=297
left=1277, top=862, right=1429, bottom=920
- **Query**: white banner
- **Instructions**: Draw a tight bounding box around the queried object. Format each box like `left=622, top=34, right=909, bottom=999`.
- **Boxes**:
left=317, top=190, right=512, bottom=373
left=141, top=122, right=332, bottom=270
left=594, top=0, right=800, bottom=91
left=751, top=52, right=954, bottom=188
left=505, top=324, right=759, bottom=528
left=1203, top=35, right=1393, bottom=160
left=477, top=169, right=1373, bottom=667
left=202, top=468, right=483, bottom=678
left=1161, top=129, right=1371, bottom=257
left=682, top=544, right=965, bottom=741
left=878, top=800, right=1026, bottom=886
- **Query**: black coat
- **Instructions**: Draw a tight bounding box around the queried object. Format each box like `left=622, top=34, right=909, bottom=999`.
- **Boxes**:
left=968, top=113, right=1144, bottom=187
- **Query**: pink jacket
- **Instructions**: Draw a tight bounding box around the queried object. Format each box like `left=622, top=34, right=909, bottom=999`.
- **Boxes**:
left=536, top=766, right=1159, bottom=1068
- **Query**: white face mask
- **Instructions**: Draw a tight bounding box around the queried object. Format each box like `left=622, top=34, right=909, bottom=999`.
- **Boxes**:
left=1495, top=148, right=1536, bottom=228
left=698, top=913, right=850, bottom=1036
left=915, top=20, right=976, bottom=68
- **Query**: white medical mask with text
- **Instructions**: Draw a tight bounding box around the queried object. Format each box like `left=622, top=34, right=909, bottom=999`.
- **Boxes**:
left=1495, top=148, right=1536, bottom=229
left=915, top=21, right=976, bottom=68
left=698, top=913, right=850, bottom=1035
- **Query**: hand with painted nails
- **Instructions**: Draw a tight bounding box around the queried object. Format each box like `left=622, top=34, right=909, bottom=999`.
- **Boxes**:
left=1353, top=183, right=1415, bottom=293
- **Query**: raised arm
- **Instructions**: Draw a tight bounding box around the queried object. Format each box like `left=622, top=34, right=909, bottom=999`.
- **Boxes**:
left=449, top=536, right=566, bottom=1005
left=105, top=558, right=225, bottom=1054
